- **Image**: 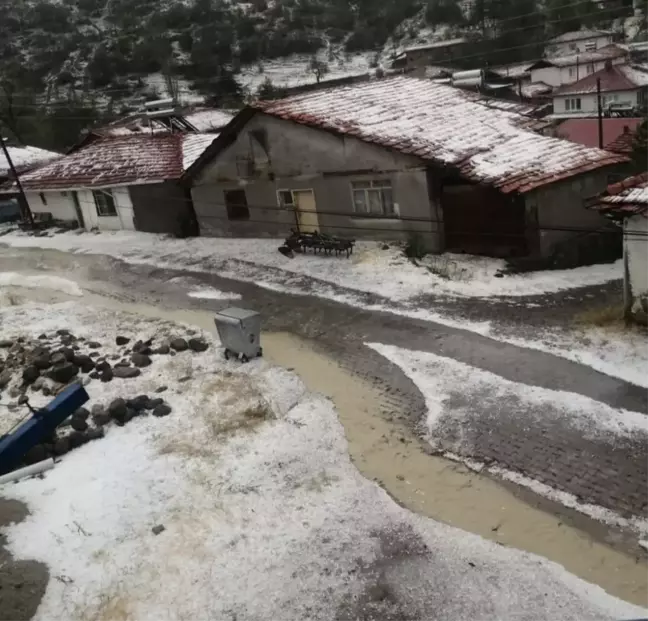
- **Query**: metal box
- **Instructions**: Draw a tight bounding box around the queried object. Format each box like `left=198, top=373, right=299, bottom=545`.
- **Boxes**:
left=214, top=307, right=262, bottom=361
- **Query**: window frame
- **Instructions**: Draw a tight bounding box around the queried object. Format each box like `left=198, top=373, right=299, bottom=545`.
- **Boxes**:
left=350, top=179, right=396, bottom=218
left=277, top=189, right=295, bottom=208
left=224, top=189, right=250, bottom=221
left=92, top=189, right=117, bottom=217
left=565, top=97, right=582, bottom=111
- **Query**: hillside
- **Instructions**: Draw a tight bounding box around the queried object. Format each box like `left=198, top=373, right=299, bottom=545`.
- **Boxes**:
left=0, top=0, right=639, bottom=151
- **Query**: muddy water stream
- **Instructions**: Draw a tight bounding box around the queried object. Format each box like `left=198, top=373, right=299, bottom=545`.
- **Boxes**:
left=1, top=277, right=647, bottom=606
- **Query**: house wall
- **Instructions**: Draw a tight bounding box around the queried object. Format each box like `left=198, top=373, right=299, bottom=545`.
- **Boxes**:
left=191, top=113, right=440, bottom=249
left=525, top=169, right=619, bottom=257
left=129, top=181, right=195, bottom=235
left=77, top=188, right=135, bottom=231
left=553, top=89, right=639, bottom=116
left=548, top=34, right=614, bottom=57
left=625, top=214, right=648, bottom=323
left=26, top=190, right=77, bottom=222
left=530, top=57, right=625, bottom=87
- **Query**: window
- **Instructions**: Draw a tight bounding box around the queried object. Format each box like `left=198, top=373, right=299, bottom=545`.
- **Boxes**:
left=568, top=67, right=575, bottom=78
left=565, top=97, right=582, bottom=111
left=39, top=192, right=47, bottom=205
left=351, top=180, right=395, bottom=217
left=224, top=189, right=250, bottom=221
left=586, top=63, right=594, bottom=74
left=277, top=190, right=295, bottom=207
left=585, top=41, right=597, bottom=52
left=93, top=190, right=117, bottom=217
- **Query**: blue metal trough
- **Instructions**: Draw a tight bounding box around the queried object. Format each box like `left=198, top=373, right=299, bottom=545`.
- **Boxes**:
left=0, top=384, right=89, bottom=475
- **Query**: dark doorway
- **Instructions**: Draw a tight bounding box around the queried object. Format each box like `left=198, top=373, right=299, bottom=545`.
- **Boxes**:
left=442, top=184, right=527, bottom=257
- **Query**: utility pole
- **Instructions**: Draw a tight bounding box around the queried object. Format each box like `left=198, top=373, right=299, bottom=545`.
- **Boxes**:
left=0, top=134, right=34, bottom=227
left=596, top=78, right=604, bottom=149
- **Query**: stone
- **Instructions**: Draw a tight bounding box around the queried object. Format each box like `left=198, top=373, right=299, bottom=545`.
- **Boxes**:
left=38, top=334, right=48, bottom=340
left=89, top=371, right=100, bottom=380
left=151, top=524, right=165, bottom=535
left=53, top=438, right=70, bottom=456
left=127, top=395, right=150, bottom=411
left=41, top=386, right=51, bottom=396
left=154, top=344, right=170, bottom=355
left=17, top=394, right=29, bottom=405
left=155, top=385, right=168, bottom=394
left=115, top=336, right=130, bottom=346
left=170, top=338, right=188, bottom=352
left=100, top=368, right=114, bottom=383
left=144, top=397, right=164, bottom=410
left=113, top=366, right=141, bottom=379
left=188, top=338, right=209, bottom=353
left=47, top=363, right=79, bottom=384
left=124, top=407, right=137, bottom=423
left=50, top=352, right=66, bottom=365
left=152, top=403, right=172, bottom=418
left=31, top=377, right=46, bottom=391
left=55, top=329, right=70, bottom=336
left=22, top=365, right=40, bottom=385
left=92, top=411, right=111, bottom=427
left=178, top=375, right=192, bottom=383
left=74, top=407, right=90, bottom=420
left=108, top=398, right=127, bottom=423
left=67, top=431, right=88, bottom=449
left=131, top=353, right=152, bottom=368
left=115, top=361, right=130, bottom=368
left=86, top=427, right=105, bottom=441
left=61, top=348, right=75, bottom=362
left=0, top=369, right=12, bottom=389
left=32, top=355, right=52, bottom=370
left=87, top=341, right=101, bottom=349
left=73, top=354, right=95, bottom=373
left=71, top=417, right=88, bottom=432
left=96, top=360, right=112, bottom=373
left=0, top=339, right=14, bottom=348
left=23, top=445, right=48, bottom=465
left=9, top=387, right=21, bottom=398
left=132, top=340, right=143, bottom=352
left=89, top=351, right=100, bottom=358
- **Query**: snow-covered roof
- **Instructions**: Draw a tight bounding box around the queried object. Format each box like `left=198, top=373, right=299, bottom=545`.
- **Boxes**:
left=6, top=133, right=216, bottom=192
left=548, top=29, right=614, bottom=44
left=184, top=109, right=236, bottom=132
left=1, top=145, right=61, bottom=177
left=493, top=62, right=533, bottom=79
left=250, top=76, right=625, bottom=194
left=520, top=82, right=553, bottom=98
left=589, top=172, right=648, bottom=216
left=404, top=38, right=467, bottom=53
left=531, top=45, right=627, bottom=69
left=554, top=64, right=648, bottom=96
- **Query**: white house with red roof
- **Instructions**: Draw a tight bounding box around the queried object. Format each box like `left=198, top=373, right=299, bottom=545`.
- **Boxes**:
left=185, top=76, right=628, bottom=260
left=3, top=132, right=216, bottom=234
left=551, top=62, right=648, bottom=117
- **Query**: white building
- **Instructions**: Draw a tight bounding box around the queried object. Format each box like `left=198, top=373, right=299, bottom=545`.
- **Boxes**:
left=589, top=173, right=648, bottom=325
left=527, top=45, right=629, bottom=88
left=545, top=29, right=616, bottom=57
left=552, top=63, right=648, bottom=117
left=0, top=132, right=216, bottom=234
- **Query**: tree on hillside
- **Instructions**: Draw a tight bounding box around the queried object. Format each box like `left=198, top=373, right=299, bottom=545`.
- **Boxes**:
left=309, top=57, right=329, bottom=83
left=426, top=0, right=464, bottom=26
left=630, top=119, right=648, bottom=174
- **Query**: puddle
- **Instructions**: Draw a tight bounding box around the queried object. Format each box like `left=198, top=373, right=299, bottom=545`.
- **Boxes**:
left=1, top=277, right=647, bottom=606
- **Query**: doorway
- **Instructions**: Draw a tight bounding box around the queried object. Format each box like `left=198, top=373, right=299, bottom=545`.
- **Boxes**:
left=293, top=190, right=319, bottom=233
left=71, top=191, right=85, bottom=229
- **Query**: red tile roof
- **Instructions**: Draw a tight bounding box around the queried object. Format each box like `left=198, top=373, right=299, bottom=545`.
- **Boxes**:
left=589, top=172, right=648, bottom=216
left=251, top=76, right=626, bottom=194
left=554, top=64, right=648, bottom=96
left=8, top=132, right=216, bottom=191
left=555, top=117, right=643, bottom=152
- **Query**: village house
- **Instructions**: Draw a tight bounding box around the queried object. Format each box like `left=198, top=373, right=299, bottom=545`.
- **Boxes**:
left=545, top=29, right=617, bottom=57
left=587, top=172, right=648, bottom=324
left=551, top=62, right=648, bottom=117
left=401, top=38, right=468, bottom=72
left=2, top=132, right=215, bottom=234
left=184, top=76, right=627, bottom=259
left=527, top=44, right=629, bottom=88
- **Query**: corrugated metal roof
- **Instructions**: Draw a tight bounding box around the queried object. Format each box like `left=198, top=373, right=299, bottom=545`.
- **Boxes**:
left=7, top=132, right=216, bottom=192
left=252, top=76, right=626, bottom=194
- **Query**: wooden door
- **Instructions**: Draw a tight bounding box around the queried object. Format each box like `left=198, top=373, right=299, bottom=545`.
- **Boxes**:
left=293, top=190, right=319, bottom=233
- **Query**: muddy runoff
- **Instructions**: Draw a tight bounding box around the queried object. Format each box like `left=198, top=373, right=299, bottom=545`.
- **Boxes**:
left=2, top=280, right=647, bottom=607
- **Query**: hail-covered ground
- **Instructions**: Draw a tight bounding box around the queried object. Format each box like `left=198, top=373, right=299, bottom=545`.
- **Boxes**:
left=0, top=297, right=645, bottom=620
